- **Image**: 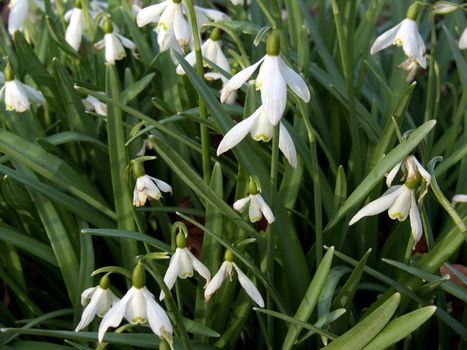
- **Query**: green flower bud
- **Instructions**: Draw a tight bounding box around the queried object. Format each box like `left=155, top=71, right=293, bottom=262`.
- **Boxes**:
left=99, top=274, right=111, bottom=289
left=210, top=28, right=221, bottom=41
left=176, top=231, right=187, bottom=249
left=133, top=161, right=146, bottom=178
left=266, top=30, right=280, bottom=56
left=224, top=249, right=234, bottom=262
left=248, top=177, right=258, bottom=195
left=132, top=263, right=146, bottom=289
left=406, top=2, right=419, bottom=20
left=103, top=18, right=113, bottom=34
left=4, top=63, right=14, bottom=82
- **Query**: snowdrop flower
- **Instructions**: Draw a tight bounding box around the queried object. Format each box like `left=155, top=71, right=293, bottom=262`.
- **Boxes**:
left=349, top=155, right=431, bottom=246
left=8, top=0, right=29, bottom=35
left=459, top=28, right=467, bottom=50
left=98, top=264, right=173, bottom=343
left=82, top=95, right=107, bottom=116
left=221, top=31, right=310, bottom=125
left=132, top=159, right=172, bottom=207
left=205, top=250, right=264, bottom=307
left=64, top=1, right=85, bottom=51
left=94, top=19, right=136, bottom=65
left=75, top=275, right=119, bottom=332
left=137, top=0, right=228, bottom=53
left=452, top=194, right=467, bottom=206
left=233, top=177, right=274, bottom=224
left=0, top=64, right=45, bottom=112
left=370, top=4, right=426, bottom=71
left=216, top=105, right=298, bottom=168
left=160, top=230, right=210, bottom=300
left=432, top=2, right=459, bottom=15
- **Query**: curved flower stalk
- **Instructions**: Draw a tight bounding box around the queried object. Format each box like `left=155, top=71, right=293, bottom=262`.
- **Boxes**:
left=94, top=19, right=136, bottom=65
left=75, top=275, right=119, bottom=331
left=136, top=0, right=228, bottom=53
left=0, top=64, right=45, bottom=112
left=205, top=250, right=264, bottom=307
left=370, top=3, right=426, bottom=79
left=8, top=0, right=29, bottom=35
left=220, top=31, right=310, bottom=126
left=349, top=155, right=431, bottom=247
left=160, top=230, right=210, bottom=300
left=216, top=105, right=298, bottom=168
left=233, top=177, right=275, bottom=224
left=459, top=28, right=467, bottom=50
left=98, top=264, right=173, bottom=343
left=65, top=1, right=85, bottom=51
left=132, top=160, right=172, bottom=207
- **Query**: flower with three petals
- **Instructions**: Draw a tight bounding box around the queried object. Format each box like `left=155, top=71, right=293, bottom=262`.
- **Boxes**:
left=137, top=0, right=228, bottom=53
left=160, top=231, right=210, bottom=300
left=65, top=2, right=85, bottom=51
left=233, top=177, right=275, bottom=224
left=349, top=155, right=431, bottom=247
left=75, top=275, right=119, bottom=332
left=204, top=250, right=264, bottom=307
left=98, top=265, right=173, bottom=343
left=370, top=4, right=426, bottom=76
left=0, top=64, right=45, bottom=112
left=95, top=19, right=136, bottom=65
left=133, top=174, right=172, bottom=206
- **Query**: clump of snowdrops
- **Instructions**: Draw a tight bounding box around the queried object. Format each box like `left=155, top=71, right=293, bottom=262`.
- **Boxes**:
left=0, top=0, right=466, bottom=349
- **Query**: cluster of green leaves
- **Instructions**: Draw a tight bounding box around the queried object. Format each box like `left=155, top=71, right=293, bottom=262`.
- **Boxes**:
left=0, top=0, right=466, bottom=349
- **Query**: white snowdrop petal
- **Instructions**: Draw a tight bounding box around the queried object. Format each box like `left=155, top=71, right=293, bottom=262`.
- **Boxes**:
left=409, top=192, right=423, bottom=247
left=195, top=6, right=230, bottom=22
left=187, top=250, right=211, bottom=283
left=177, top=248, right=194, bottom=279
left=233, top=196, right=251, bottom=212
left=176, top=50, right=197, bottom=75
left=348, top=186, right=404, bottom=225
left=216, top=109, right=260, bottom=155
left=160, top=249, right=181, bottom=300
left=255, top=194, right=275, bottom=224
left=370, top=22, right=402, bottom=55
left=279, top=58, right=310, bottom=102
left=80, top=286, right=98, bottom=306
left=21, top=82, right=45, bottom=105
left=75, top=288, right=104, bottom=331
left=8, top=0, right=29, bottom=35
left=248, top=195, right=263, bottom=222
left=5, top=80, right=29, bottom=112
left=460, top=28, right=467, bottom=50
left=98, top=287, right=135, bottom=343
left=117, top=34, right=136, bottom=51
left=233, top=263, right=264, bottom=307
left=204, top=262, right=228, bottom=301
left=220, top=56, right=265, bottom=103
left=65, top=9, right=84, bottom=51
left=173, top=6, right=191, bottom=49
left=260, top=57, right=287, bottom=125
left=452, top=194, right=467, bottom=205
left=125, top=288, right=147, bottom=324
left=386, top=161, right=402, bottom=188
left=388, top=185, right=412, bottom=221
left=279, top=123, right=298, bottom=168
left=136, top=1, right=169, bottom=27
left=142, top=287, right=173, bottom=338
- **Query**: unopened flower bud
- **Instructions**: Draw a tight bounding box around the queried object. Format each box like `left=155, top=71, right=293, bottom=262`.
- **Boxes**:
left=406, top=3, right=419, bottom=20
left=103, top=18, right=113, bottom=34
left=176, top=231, right=187, bottom=249
left=210, top=28, right=221, bottom=41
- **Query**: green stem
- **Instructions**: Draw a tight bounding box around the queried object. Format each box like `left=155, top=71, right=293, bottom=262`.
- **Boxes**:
left=330, top=0, right=362, bottom=180
left=183, top=0, right=210, bottom=184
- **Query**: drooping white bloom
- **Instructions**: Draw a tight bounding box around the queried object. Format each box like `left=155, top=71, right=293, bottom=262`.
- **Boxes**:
left=204, top=260, right=264, bottom=307
left=349, top=155, right=431, bottom=246
left=75, top=285, right=119, bottom=331
left=159, top=246, right=210, bottom=300
left=65, top=7, right=85, bottom=51
left=8, top=0, right=29, bottom=35
left=220, top=54, right=310, bottom=125
left=452, top=194, right=467, bottom=206
left=233, top=192, right=275, bottom=224
left=216, top=105, right=298, bottom=168
left=82, top=95, right=107, bottom=116
left=94, top=31, right=136, bottom=65
left=433, top=2, right=458, bottom=14
left=98, top=286, right=173, bottom=343
left=0, top=80, right=45, bottom=112
left=370, top=18, right=426, bottom=69
left=137, top=0, right=228, bottom=53
left=459, top=28, right=467, bottom=50
left=133, top=174, right=172, bottom=207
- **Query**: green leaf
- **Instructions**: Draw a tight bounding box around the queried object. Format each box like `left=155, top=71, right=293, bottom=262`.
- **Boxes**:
left=322, top=293, right=400, bottom=350
left=120, top=73, right=156, bottom=105
left=362, top=306, right=436, bottom=350
left=282, top=247, right=334, bottom=349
